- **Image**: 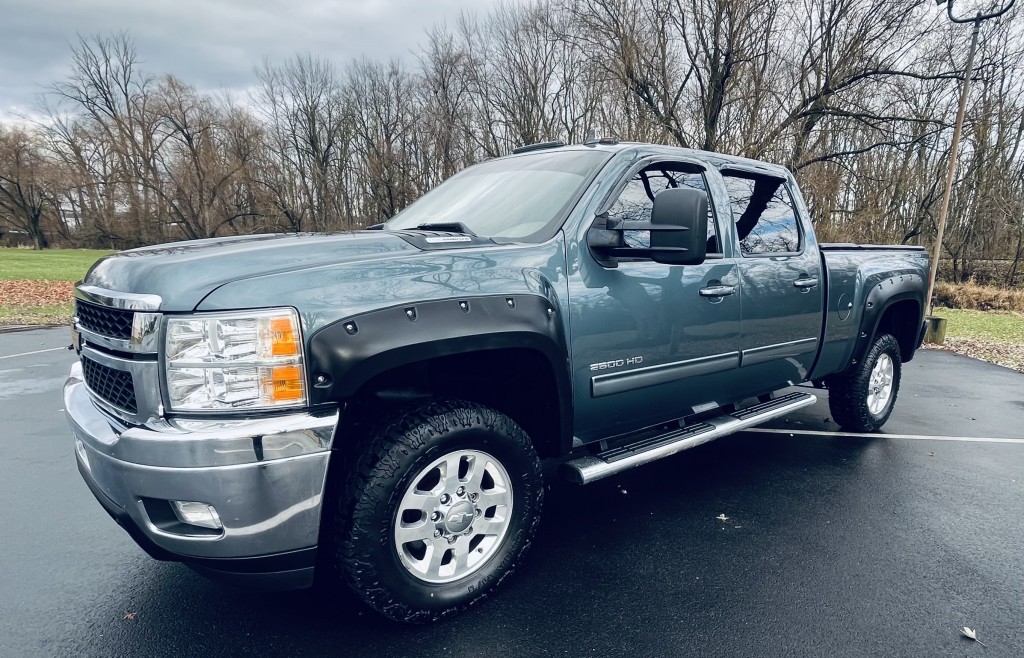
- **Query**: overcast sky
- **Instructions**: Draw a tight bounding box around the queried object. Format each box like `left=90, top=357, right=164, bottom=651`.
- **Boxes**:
left=0, top=0, right=518, bottom=120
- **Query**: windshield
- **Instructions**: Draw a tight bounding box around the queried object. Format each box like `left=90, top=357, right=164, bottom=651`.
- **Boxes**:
left=385, top=150, right=611, bottom=241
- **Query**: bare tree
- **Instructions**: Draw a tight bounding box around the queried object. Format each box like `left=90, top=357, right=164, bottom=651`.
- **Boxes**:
left=14, top=3, right=1024, bottom=287
left=0, top=125, right=56, bottom=249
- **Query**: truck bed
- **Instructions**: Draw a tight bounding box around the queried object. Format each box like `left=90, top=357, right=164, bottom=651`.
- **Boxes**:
left=810, top=245, right=929, bottom=381
left=820, top=243, right=927, bottom=252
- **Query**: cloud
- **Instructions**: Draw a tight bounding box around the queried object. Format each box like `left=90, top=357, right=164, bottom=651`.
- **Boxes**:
left=0, top=0, right=513, bottom=119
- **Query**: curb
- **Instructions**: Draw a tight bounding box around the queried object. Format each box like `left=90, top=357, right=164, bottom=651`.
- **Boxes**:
left=0, top=324, right=66, bottom=334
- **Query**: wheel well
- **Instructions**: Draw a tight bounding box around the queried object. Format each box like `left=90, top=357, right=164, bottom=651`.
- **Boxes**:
left=875, top=299, right=920, bottom=361
left=340, top=348, right=564, bottom=459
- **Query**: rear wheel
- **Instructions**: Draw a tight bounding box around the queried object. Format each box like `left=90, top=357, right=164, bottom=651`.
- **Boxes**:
left=327, top=400, right=543, bottom=623
left=827, top=333, right=902, bottom=432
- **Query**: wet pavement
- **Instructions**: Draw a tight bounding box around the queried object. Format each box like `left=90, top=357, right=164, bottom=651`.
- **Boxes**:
left=1, top=327, right=1022, bottom=657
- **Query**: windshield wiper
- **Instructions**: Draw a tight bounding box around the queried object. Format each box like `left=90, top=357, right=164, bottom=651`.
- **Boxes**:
left=413, top=222, right=476, bottom=236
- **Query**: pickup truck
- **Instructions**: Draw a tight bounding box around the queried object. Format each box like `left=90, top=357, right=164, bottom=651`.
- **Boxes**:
left=65, top=140, right=929, bottom=623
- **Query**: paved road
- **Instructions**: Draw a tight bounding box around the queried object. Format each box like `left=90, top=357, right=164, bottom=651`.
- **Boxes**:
left=1, top=327, right=1022, bottom=657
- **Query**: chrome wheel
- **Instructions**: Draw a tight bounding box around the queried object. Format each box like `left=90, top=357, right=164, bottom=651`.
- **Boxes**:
left=866, top=353, right=894, bottom=416
left=394, top=450, right=513, bottom=584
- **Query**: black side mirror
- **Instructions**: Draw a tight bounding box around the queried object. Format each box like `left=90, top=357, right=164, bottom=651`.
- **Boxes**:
left=586, top=187, right=709, bottom=267
left=650, top=187, right=707, bottom=265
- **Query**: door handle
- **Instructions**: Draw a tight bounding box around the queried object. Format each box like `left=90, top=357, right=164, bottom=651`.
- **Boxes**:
left=699, top=285, right=737, bottom=298
left=793, top=277, right=819, bottom=289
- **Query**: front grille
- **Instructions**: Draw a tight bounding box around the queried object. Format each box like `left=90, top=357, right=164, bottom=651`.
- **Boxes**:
left=76, top=300, right=134, bottom=339
left=81, top=356, right=137, bottom=413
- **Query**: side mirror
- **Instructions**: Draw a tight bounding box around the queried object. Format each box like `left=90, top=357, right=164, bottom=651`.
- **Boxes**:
left=586, top=187, right=709, bottom=268
left=650, top=187, right=707, bottom=265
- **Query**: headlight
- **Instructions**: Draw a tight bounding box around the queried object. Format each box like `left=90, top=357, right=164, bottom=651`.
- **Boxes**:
left=164, top=308, right=306, bottom=411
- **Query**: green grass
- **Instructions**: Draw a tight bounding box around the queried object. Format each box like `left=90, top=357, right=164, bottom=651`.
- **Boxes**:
left=933, top=307, right=1024, bottom=343
left=0, top=248, right=112, bottom=326
left=0, top=248, right=114, bottom=281
left=0, top=304, right=73, bottom=326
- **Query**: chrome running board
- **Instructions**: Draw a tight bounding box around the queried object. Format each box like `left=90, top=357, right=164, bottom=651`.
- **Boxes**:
left=561, top=392, right=818, bottom=485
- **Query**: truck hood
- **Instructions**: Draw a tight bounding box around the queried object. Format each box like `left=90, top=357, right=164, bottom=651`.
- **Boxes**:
left=82, top=232, right=420, bottom=310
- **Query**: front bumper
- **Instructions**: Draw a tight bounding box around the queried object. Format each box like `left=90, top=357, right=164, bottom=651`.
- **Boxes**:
left=65, top=362, right=339, bottom=589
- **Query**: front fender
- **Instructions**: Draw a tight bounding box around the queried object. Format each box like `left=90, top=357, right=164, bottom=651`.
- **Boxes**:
left=306, top=294, right=572, bottom=448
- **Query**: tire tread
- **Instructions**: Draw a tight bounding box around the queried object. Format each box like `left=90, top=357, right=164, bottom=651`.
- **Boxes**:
left=827, top=333, right=902, bottom=433
left=329, top=400, right=542, bottom=623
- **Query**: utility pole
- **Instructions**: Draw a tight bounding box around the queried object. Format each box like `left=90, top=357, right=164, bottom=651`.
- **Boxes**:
left=926, top=0, right=1017, bottom=317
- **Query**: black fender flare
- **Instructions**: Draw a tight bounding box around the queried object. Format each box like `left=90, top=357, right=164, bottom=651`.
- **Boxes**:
left=306, top=294, right=572, bottom=452
left=843, top=273, right=925, bottom=374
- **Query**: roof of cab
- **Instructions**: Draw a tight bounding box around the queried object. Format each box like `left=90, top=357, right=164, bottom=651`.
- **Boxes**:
left=503, top=141, right=793, bottom=180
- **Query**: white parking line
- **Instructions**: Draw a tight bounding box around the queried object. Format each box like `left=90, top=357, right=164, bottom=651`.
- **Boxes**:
left=0, top=347, right=68, bottom=361
left=747, top=427, right=1024, bottom=444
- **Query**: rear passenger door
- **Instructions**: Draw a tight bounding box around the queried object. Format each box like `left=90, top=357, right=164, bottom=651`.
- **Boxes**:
left=720, top=168, right=823, bottom=389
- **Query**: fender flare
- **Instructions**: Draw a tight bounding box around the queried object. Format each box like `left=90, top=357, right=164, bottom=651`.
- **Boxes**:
left=306, top=294, right=572, bottom=452
left=843, top=274, right=924, bottom=374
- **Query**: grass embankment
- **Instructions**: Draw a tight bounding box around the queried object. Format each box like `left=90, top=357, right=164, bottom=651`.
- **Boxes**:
left=929, top=307, right=1024, bottom=373
left=0, top=248, right=113, bottom=326
left=933, top=308, right=1024, bottom=342
left=933, top=280, right=1024, bottom=313
left=0, top=248, right=114, bottom=281
left=930, top=282, right=1024, bottom=373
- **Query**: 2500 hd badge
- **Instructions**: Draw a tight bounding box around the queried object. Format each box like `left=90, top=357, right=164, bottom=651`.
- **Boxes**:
left=590, top=356, right=644, bottom=371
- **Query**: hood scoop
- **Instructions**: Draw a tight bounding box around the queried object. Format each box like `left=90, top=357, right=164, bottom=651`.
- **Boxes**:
left=393, top=230, right=497, bottom=250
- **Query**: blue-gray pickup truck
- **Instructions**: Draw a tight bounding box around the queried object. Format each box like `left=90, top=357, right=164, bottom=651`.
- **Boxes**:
left=65, top=140, right=929, bottom=622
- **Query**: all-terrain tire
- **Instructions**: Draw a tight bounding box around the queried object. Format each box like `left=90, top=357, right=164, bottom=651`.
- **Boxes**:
left=327, top=400, right=543, bottom=623
left=827, top=332, right=902, bottom=432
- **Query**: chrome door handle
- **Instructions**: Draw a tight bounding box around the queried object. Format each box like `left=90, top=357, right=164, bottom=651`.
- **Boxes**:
left=793, top=277, right=819, bottom=289
left=699, top=285, right=737, bottom=298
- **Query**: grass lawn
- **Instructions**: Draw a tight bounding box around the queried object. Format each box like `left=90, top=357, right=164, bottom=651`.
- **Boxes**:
left=932, top=307, right=1024, bottom=343
left=930, top=307, right=1024, bottom=373
left=0, top=248, right=114, bottom=326
left=0, top=304, right=73, bottom=326
left=0, top=248, right=114, bottom=281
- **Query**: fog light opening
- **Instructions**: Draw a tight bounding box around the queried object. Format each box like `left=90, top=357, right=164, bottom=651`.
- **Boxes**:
left=170, top=501, right=223, bottom=530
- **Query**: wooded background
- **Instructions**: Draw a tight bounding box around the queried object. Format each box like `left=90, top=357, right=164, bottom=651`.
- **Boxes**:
left=1, top=0, right=1022, bottom=285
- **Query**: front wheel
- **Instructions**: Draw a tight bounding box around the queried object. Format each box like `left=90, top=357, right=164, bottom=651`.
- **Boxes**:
left=827, top=332, right=902, bottom=432
left=327, top=400, right=543, bottom=623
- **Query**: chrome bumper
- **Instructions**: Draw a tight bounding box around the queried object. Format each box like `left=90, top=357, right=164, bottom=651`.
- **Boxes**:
left=65, top=362, right=339, bottom=588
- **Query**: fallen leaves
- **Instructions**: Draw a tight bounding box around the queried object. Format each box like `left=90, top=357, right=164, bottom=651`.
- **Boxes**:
left=0, top=280, right=75, bottom=306
left=924, top=337, right=1024, bottom=373
left=960, top=626, right=987, bottom=647
left=0, top=280, right=75, bottom=325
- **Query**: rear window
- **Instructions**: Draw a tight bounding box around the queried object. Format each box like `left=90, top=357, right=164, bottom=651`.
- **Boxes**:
left=721, top=171, right=801, bottom=255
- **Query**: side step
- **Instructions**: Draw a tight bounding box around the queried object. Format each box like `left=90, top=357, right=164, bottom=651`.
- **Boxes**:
left=561, top=392, right=817, bottom=485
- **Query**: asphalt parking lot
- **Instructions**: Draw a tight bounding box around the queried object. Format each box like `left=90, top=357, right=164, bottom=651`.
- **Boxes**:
left=2, top=326, right=1022, bottom=657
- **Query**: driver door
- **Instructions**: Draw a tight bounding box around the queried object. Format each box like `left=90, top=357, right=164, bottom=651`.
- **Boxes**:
left=567, top=161, right=742, bottom=443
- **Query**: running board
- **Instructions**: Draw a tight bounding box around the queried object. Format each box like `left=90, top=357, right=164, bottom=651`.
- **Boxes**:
left=561, top=392, right=818, bottom=485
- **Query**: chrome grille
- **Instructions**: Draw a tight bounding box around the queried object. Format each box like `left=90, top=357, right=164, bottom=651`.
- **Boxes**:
left=81, top=355, right=138, bottom=413
left=76, top=300, right=135, bottom=339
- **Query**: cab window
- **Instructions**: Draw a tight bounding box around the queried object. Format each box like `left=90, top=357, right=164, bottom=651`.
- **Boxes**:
left=720, top=171, right=801, bottom=255
left=608, top=163, right=721, bottom=254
